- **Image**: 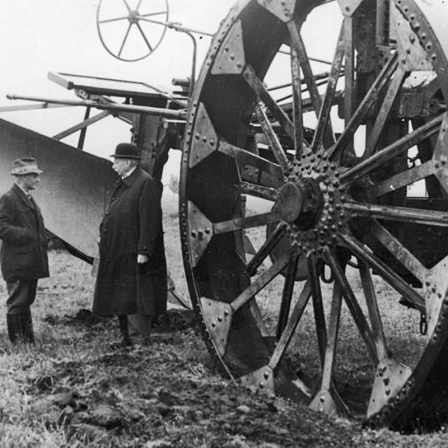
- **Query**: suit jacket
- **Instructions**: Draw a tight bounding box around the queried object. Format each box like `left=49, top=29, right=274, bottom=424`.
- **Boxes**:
left=93, top=167, right=167, bottom=316
left=0, top=183, right=49, bottom=281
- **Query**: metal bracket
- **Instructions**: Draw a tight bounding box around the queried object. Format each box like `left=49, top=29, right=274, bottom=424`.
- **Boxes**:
left=434, top=114, right=448, bottom=193
left=424, top=256, right=448, bottom=337
left=337, top=0, right=365, bottom=17
left=257, top=0, right=296, bottom=22
left=211, top=20, right=245, bottom=75
left=187, top=201, right=214, bottom=267
left=309, top=389, right=338, bottom=416
left=200, top=297, right=233, bottom=357
left=189, top=103, right=219, bottom=168
left=367, top=359, right=411, bottom=417
left=241, top=365, right=275, bottom=394
left=392, top=4, right=432, bottom=71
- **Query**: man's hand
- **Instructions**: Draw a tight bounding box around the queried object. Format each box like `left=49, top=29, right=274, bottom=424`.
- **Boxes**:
left=137, top=254, right=149, bottom=264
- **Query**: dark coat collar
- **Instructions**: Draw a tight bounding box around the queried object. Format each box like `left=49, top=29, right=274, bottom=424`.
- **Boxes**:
left=117, top=166, right=141, bottom=188
left=11, top=183, right=34, bottom=209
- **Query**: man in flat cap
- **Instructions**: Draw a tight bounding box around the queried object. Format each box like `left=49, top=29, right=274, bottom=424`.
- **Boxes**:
left=0, top=157, right=49, bottom=343
left=93, top=143, right=167, bottom=347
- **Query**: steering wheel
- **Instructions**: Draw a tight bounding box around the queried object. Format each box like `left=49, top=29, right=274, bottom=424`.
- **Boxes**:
left=97, top=0, right=169, bottom=62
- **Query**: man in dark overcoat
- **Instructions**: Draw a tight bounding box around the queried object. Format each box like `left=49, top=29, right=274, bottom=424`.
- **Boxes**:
left=0, top=157, right=49, bottom=343
left=93, top=143, right=167, bottom=346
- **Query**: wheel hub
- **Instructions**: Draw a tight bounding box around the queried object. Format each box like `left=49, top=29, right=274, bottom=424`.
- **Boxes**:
left=282, top=150, right=348, bottom=254
left=128, top=10, right=139, bottom=24
left=276, top=179, right=323, bottom=229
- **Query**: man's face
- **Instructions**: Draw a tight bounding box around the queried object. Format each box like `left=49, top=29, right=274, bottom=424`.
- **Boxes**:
left=112, top=158, right=131, bottom=177
left=19, top=173, right=40, bottom=192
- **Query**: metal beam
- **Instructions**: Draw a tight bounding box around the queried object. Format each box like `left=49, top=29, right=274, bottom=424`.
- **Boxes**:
left=6, top=94, right=188, bottom=119
left=53, top=110, right=111, bottom=141
left=0, top=103, right=68, bottom=113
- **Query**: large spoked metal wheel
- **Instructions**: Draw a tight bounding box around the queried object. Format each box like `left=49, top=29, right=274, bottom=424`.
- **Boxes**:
left=180, top=0, right=448, bottom=430
left=97, top=0, right=169, bottom=61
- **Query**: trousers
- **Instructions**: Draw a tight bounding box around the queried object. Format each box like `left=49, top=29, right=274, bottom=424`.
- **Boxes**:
left=6, top=279, right=38, bottom=314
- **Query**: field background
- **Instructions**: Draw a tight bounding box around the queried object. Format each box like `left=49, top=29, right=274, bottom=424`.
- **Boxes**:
left=0, top=188, right=447, bottom=446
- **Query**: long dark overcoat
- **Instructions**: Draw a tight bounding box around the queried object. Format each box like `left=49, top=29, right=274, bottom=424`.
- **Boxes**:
left=93, top=167, right=167, bottom=316
left=0, top=184, right=49, bottom=282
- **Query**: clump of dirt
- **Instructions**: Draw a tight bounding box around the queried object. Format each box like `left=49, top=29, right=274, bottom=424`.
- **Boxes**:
left=28, top=309, right=360, bottom=447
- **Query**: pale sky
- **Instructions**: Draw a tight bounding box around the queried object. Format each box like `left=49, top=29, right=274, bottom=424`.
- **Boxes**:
left=0, top=0, right=340, bottom=181
left=0, top=0, right=236, bottom=93
left=0, top=0, right=235, bottom=165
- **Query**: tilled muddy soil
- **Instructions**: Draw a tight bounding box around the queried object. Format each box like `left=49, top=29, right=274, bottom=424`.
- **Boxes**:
left=21, top=310, right=399, bottom=447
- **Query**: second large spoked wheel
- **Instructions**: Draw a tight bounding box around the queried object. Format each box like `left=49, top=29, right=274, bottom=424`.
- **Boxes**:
left=97, top=0, right=169, bottom=61
left=180, top=0, right=448, bottom=430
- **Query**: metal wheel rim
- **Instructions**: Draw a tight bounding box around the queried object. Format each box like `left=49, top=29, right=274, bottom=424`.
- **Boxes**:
left=181, top=0, right=448, bottom=430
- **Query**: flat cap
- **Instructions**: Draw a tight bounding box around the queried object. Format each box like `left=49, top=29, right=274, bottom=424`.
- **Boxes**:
left=10, top=157, right=43, bottom=176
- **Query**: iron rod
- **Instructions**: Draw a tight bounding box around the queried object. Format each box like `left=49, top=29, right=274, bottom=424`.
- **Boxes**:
left=0, top=103, right=67, bottom=112
left=345, top=201, right=448, bottom=227
left=6, top=94, right=187, bottom=119
left=338, top=233, right=425, bottom=312
left=340, top=114, right=443, bottom=183
left=246, top=223, right=286, bottom=277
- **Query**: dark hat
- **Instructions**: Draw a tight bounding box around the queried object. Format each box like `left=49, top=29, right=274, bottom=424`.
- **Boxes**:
left=111, top=143, right=142, bottom=160
left=10, top=157, right=43, bottom=176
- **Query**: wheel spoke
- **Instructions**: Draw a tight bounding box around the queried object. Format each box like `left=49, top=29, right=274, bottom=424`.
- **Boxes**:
left=246, top=223, right=287, bottom=277
left=267, top=71, right=331, bottom=94
left=269, top=280, right=312, bottom=370
left=255, top=103, right=290, bottom=173
left=345, top=200, right=448, bottom=227
left=188, top=202, right=280, bottom=267
left=359, top=262, right=388, bottom=360
left=370, top=220, right=427, bottom=283
left=326, top=248, right=378, bottom=364
left=219, top=141, right=283, bottom=189
left=242, top=65, right=294, bottom=138
left=339, top=233, right=425, bottom=312
left=138, top=10, right=168, bottom=18
left=287, top=21, right=334, bottom=144
left=99, top=15, right=129, bottom=24
left=231, top=254, right=289, bottom=312
left=118, top=23, right=133, bottom=58
left=275, top=73, right=339, bottom=105
left=189, top=107, right=284, bottom=186
left=136, top=22, right=154, bottom=52
left=239, top=182, right=277, bottom=201
left=276, top=251, right=300, bottom=338
left=343, top=17, right=355, bottom=140
left=370, top=160, right=436, bottom=198
left=328, top=52, right=398, bottom=160
left=320, top=278, right=343, bottom=389
left=309, top=255, right=327, bottom=364
left=214, top=212, right=281, bottom=235
left=311, top=22, right=345, bottom=152
left=290, top=45, right=304, bottom=158
left=340, top=114, right=444, bottom=184
left=122, top=0, right=132, bottom=13
left=364, top=66, right=408, bottom=158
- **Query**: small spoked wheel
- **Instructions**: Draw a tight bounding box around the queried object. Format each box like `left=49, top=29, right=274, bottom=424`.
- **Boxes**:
left=96, top=0, right=169, bottom=61
left=181, top=0, right=448, bottom=431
